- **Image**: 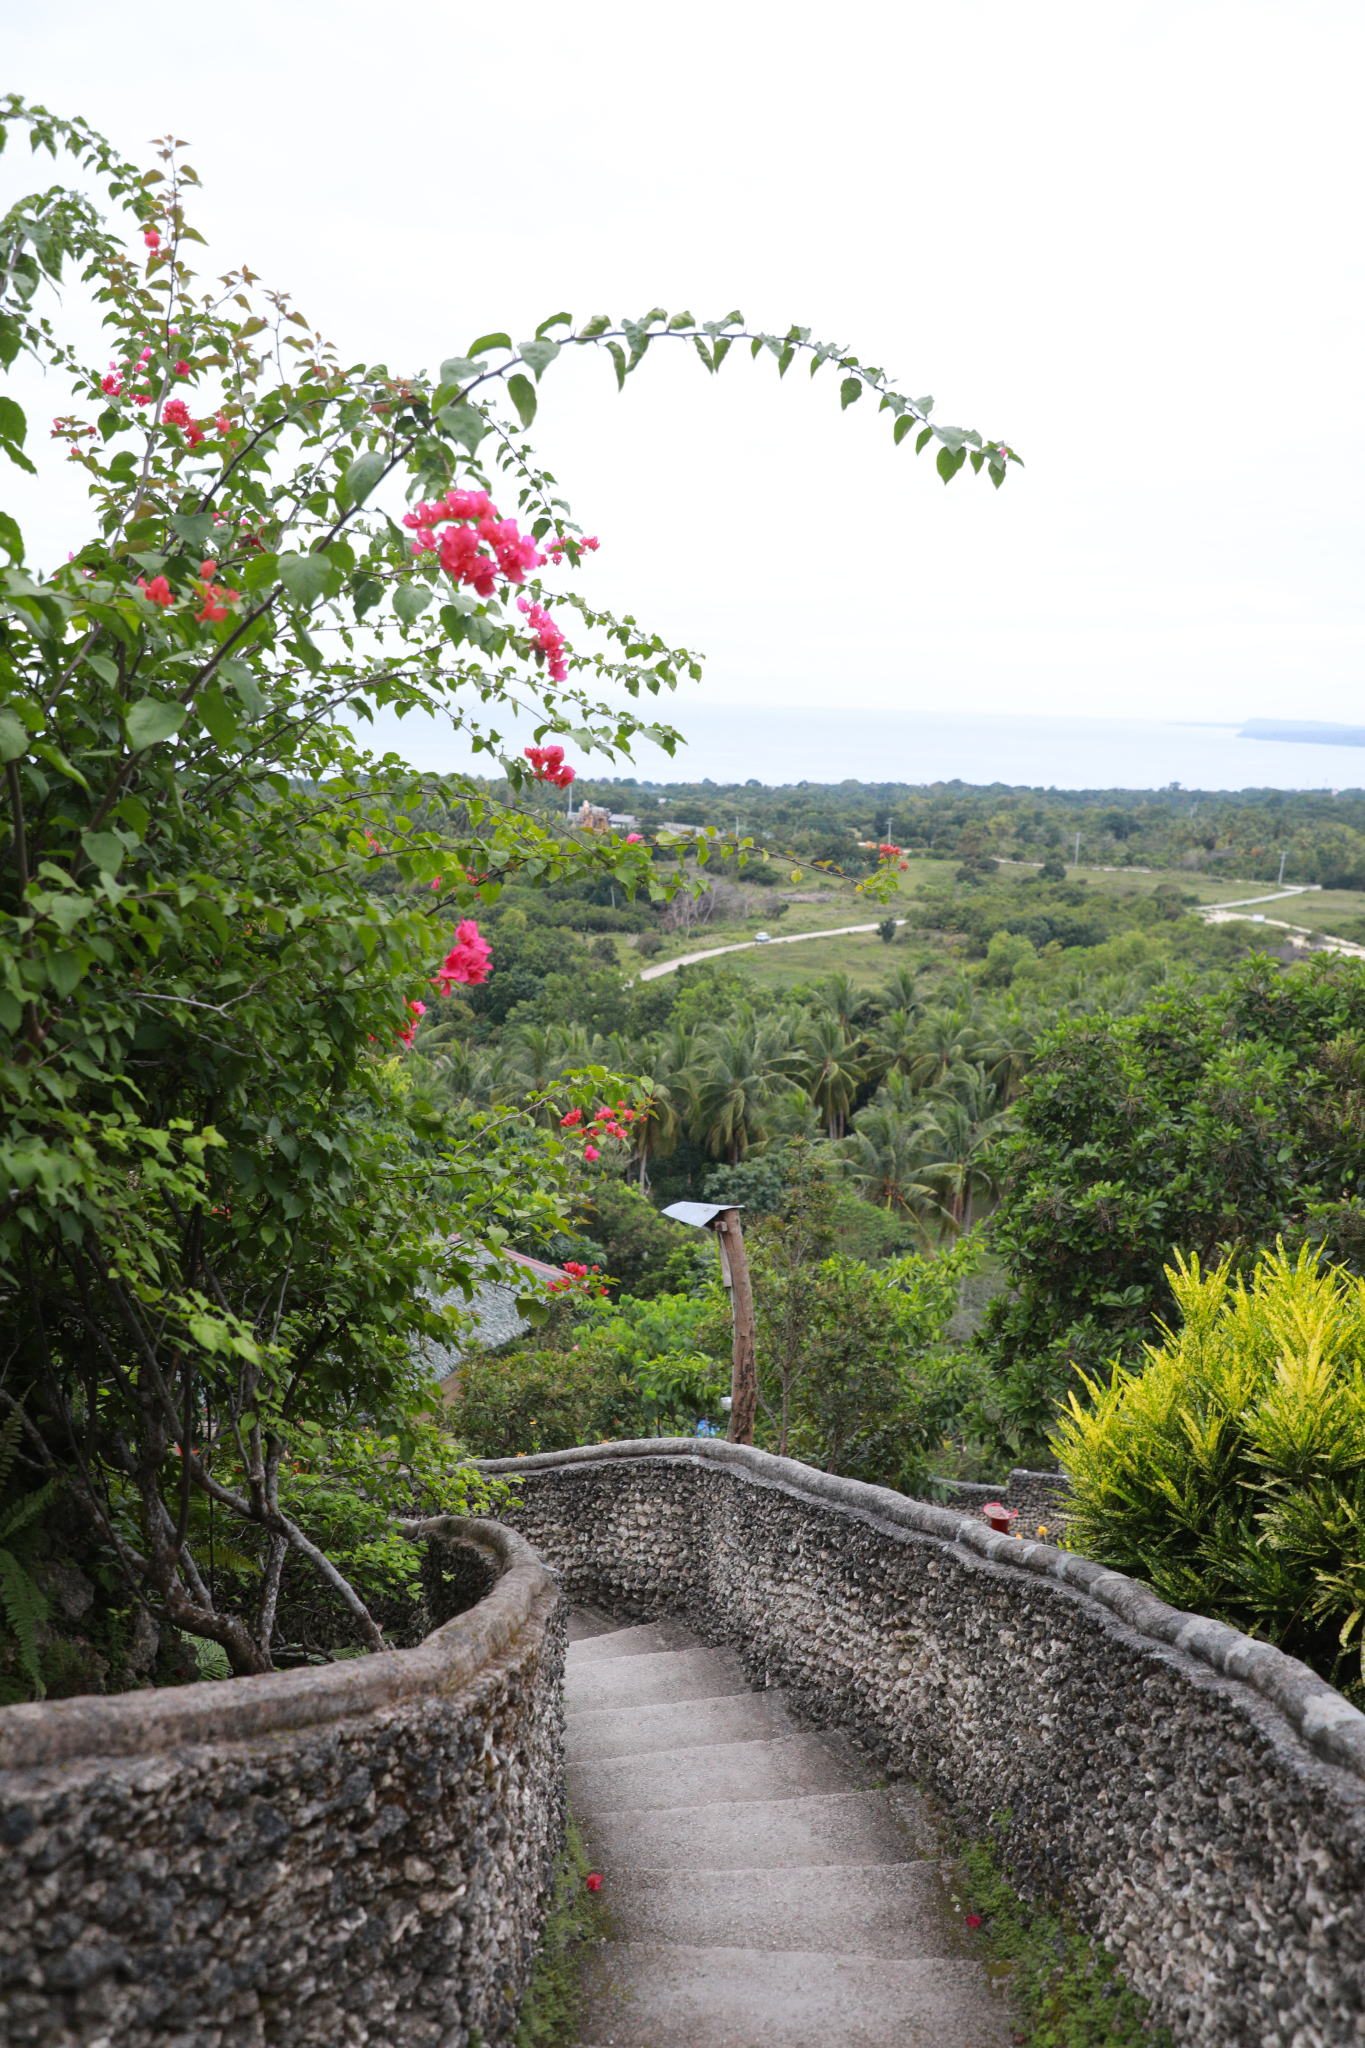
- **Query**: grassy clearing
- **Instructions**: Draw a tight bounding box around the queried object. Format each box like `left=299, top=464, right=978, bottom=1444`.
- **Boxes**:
left=608, top=861, right=1365, bottom=986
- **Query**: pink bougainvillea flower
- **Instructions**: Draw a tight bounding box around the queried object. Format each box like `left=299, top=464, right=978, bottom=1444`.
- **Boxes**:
left=214, top=411, right=234, bottom=436
left=396, top=998, right=427, bottom=1049
left=136, top=574, right=173, bottom=607
left=185, top=420, right=206, bottom=448
left=625, top=832, right=643, bottom=844
left=101, top=369, right=123, bottom=396
left=560, top=1109, right=583, bottom=1128
left=434, top=920, right=492, bottom=993
left=524, top=741, right=577, bottom=790
left=175, top=360, right=191, bottom=377
left=965, top=1913, right=981, bottom=1929
left=516, top=597, right=569, bottom=685
left=163, top=397, right=192, bottom=428
left=585, top=1874, right=603, bottom=1893
left=584, top=1145, right=600, bottom=1163
left=143, top=228, right=160, bottom=249
left=138, top=347, right=152, bottom=363
left=195, top=570, right=239, bottom=623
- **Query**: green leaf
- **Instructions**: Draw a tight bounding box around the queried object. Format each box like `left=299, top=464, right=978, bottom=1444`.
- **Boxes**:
left=517, top=338, right=561, bottom=382
left=98, top=408, right=121, bottom=442
left=0, top=710, right=27, bottom=762
left=936, top=444, right=968, bottom=484
left=342, top=450, right=388, bottom=508
left=46, top=946, right=88, bottom=998
left=278, top=551, right=332, bottom=607
left=536, top=312, right=573, bottom=338
left=220, top=659, right=267, bottom=719
left=80, top=829, right=124, bottom=875
left=196, top=685, right=240, bottom=750
left=840, top=376, right=862, bottom=411
left=507, top=374, right=537, bottom=429
left=577, top=314, right=611, bottom=338
left=438, top=404, right=489, bottom=453
left=171, top=509, right=218, bottom=553
left=915, top=426, right=934, bottom=455
left=352, top=575, right=384, bottom=620
left=393, top=583, right=433, bottom=625
left=438, top=604, right=467, bottom=646
left=0, top=511, right=21, bottom=563
left=243, top=551, right=280, bottom=594
left=0, top=395, right=26, bottom=446
left=606, top=342, right=627, bottom=392
left=893, top=415, right=917, bottom=447
left=467, top=332, right=512, bottom=357
left=440, top=356, right=487, bottom=388
left=126, top=698, right=187, bottom=750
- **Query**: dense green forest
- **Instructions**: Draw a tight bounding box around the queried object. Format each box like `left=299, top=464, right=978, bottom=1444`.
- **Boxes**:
left=559, top=772, right=1365, bottom=890
left=410, top=777, right=1365, bottom=1484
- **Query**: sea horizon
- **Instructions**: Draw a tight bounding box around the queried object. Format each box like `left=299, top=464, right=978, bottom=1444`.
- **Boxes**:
left=362, top=703, right=1365, bottom=794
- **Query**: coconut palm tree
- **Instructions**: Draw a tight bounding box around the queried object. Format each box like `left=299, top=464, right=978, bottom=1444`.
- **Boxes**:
left=882, top=963, right=929, bottom=1016
left=842, top=1105, right=943, bottom=1247
left=915, top=1091, right=1008, bottom=1233
left=690, top=1018, right=795, bottom=1161
left=866, top=1007, right=920, bottom=1086
left=630, top=1020, right=693, bottom=1192
left=906, top=1005, right=984, bottom=1091
left=798, top=1010, right=865, bottom=1140
left=814, top=971, right=859, bottom=1032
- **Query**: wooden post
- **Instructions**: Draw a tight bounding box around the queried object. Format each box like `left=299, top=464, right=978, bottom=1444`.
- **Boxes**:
left=715, top=1208, right=757, bottom=1445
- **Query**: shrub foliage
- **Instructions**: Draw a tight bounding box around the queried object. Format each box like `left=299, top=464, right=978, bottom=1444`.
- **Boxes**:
left=1056, top=1243, right=1365, bottom=1694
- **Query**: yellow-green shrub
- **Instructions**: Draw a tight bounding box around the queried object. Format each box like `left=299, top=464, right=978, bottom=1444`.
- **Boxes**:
left=1054, top=1242, right=1365, bottom=1694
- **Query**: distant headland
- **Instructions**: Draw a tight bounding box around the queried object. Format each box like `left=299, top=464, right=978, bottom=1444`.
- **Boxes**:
left=1240, top=719, right=1365, bottom=748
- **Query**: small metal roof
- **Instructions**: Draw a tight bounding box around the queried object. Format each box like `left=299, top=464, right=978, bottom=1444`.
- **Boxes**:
left=662, top=1201, right=742, bottom=1228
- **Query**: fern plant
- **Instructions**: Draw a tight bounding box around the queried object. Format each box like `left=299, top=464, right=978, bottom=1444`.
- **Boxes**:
left=1054, top=1242, right=1365, bottom=1692
left=0, top=1407, right=63, bottom=1701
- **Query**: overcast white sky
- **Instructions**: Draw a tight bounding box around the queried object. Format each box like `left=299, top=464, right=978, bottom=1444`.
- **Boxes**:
left=6, top=0, right=1363, bottom=782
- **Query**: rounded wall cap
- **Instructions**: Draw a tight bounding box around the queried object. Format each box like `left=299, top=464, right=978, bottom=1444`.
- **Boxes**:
left=485, top=1437, right=1365, bottom=1786
left=0, top=1517, right=559, bottom=1775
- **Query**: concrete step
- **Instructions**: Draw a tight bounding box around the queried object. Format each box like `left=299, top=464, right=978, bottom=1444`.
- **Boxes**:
left=589, top=1861, right=953, bottom=1959
left=577, top=1941, right=1012, bottom=2047
left=566, top=1690, right=798, bottom=1764
left=568, top=1731, right=872, bottom=1814
left=580, top=1788, right=911, bottom=1871
left=568, top=1606, right=623, bottom=1644
left=566, top=1618, right=701, bottom=1667
left=565, top=1644, right=750, bottom=1716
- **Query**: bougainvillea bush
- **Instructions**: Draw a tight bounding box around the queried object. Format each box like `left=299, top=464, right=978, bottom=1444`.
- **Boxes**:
left=0, top=98, right=1015, bottom=1690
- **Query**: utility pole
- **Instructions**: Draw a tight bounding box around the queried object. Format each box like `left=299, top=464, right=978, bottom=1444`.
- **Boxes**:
left=714, top=1208, right=757, bottom=1444
left=662, top=1201, right=757, bottom=1443
left=1277, top=849, right=1287, bottom=885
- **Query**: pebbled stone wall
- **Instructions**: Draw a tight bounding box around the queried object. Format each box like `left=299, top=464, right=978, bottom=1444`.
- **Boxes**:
left=483, top=1439, right=1365, bottom=2048
left=0, top=1518, right=565, bottom=2048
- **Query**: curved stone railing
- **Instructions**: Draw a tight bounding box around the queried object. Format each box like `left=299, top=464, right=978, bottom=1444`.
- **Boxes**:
left=483, top=1439, right=1365, bottom=2048
left=0, top=1518, right=565, bottom=2048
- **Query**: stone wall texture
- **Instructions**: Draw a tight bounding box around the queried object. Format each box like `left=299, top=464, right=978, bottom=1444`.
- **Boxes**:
left=483, top=1438, right=1365, bottom=2048
left=0, top=1518, right=565, bottom=2048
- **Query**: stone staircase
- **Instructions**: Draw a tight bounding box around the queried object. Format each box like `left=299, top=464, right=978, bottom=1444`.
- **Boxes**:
left=565, top=1608, right=1012, bottom=2047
